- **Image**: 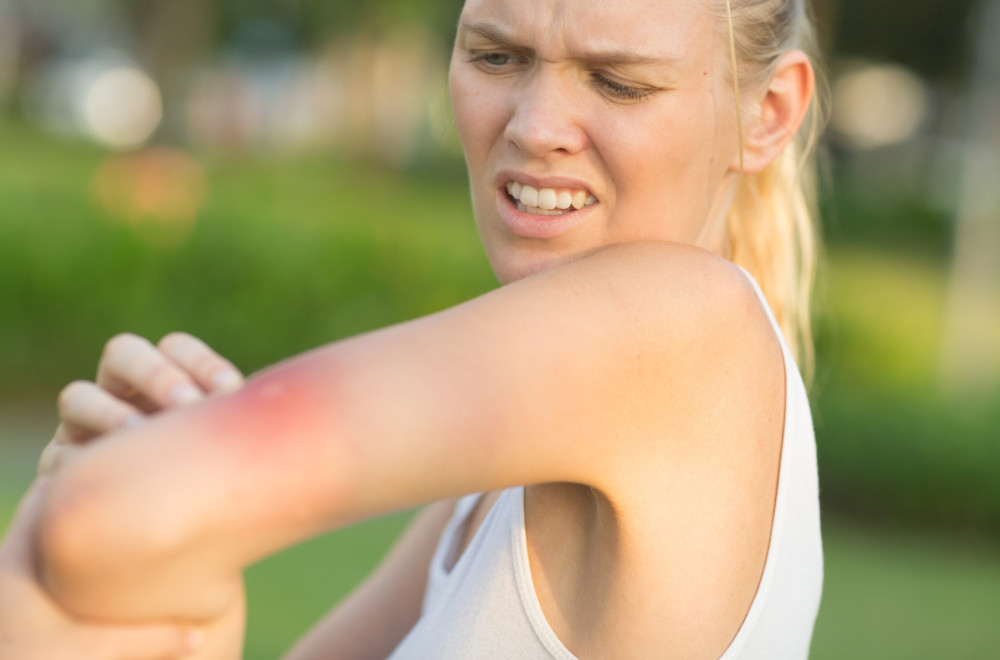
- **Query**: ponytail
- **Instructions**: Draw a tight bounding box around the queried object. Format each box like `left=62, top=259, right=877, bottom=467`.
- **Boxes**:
left=722, top=0, right=826, bottom=380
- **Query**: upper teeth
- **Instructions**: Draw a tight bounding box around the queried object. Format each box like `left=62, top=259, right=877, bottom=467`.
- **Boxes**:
left=506, top=181, right=597, bottom=212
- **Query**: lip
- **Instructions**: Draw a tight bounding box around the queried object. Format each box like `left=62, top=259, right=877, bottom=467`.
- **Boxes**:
left=494, top=170, right=598, bottom=239
left=494, top=169, right=596, bottom=192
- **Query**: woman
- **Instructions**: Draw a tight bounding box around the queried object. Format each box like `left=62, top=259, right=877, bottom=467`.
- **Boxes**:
left=0, top=0, right=823, bottom=657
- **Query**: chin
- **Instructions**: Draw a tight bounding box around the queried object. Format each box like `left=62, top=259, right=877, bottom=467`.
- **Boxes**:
left=487, top=252, right=550, bottom=285
left=484, top=240, right=598, bottom=285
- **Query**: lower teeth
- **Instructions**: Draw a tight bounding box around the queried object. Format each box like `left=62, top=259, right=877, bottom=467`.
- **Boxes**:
left=516, top=202, right=569, bottom=216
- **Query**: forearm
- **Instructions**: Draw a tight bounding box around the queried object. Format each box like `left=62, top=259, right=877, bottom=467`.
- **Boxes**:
left=36, top=333, right=439, bottom=623
left=36, top=365, right=345, bottom=622
left=37, top=323, right=481, bottom=625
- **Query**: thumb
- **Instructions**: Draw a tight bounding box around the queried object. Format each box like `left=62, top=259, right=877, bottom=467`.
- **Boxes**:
left=77, top=622, right=202, bottom=660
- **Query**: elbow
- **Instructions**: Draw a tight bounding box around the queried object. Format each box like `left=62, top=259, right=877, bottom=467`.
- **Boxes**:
left=37, top=482, right=104, bottom=611
left=36, top=460, right=180, bottom=619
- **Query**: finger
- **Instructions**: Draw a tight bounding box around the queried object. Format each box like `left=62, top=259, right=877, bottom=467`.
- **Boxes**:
left=158, top=332, right=243, bottom=395
left=77, top=623, right=203, bottom=660
left=38, top=438, right=73, bottom=476
left=97, top=333, right=205, bottom=409
left=58, top=381, right=144, bottom=443
left=0, top=478, right=48, bottom=566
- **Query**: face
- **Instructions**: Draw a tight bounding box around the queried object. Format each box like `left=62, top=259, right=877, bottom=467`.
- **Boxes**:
left=450, top=0, right=743, bottom=283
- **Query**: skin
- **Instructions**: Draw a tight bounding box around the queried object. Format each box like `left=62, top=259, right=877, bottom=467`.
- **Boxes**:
left=5, top=0, right=815, bottom=657
left=2, top=333, right=245, bottom=660
left=0, top=479, right=202, bottom=660
left=454, top=0, right=740, bottom=282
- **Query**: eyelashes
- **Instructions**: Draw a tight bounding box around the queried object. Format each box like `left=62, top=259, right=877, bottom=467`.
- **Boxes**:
left=466, top=51, right=658, bottom=104
left=467, top=51, right=525, bottom=68
left=590, top=74, right=656, bottom=103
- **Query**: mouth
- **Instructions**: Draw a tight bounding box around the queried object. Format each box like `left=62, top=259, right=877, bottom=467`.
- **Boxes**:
left=504, top=181, right=597, bottom=216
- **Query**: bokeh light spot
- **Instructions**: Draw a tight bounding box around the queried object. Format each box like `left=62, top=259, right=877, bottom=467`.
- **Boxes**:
left=832, top=62, right=929, bottom=150
left=91, top=146, right=207, bottom=243
left=84, top=67, right=163, bottom=150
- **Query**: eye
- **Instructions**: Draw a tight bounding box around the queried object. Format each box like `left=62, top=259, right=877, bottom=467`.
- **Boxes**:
left=467, top=51, right=526, bottom=71
left=592, top=73, right=657, bottom=103
left=482, top=52, right=512, bottom=66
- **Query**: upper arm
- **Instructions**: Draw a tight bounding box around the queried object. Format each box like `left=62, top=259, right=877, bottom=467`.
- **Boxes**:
left=284, top=500, right=454, bottom=660
left=39, top=242, right=781, bottom=620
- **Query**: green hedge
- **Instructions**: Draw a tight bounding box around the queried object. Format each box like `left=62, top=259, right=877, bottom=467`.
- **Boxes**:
left=0, top=121, right=494, bottom=395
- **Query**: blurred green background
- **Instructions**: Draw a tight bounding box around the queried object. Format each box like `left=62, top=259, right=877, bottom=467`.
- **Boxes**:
left=2, top=0, right=999, bottom=657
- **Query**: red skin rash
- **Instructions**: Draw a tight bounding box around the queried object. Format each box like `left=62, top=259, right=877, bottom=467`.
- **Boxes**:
left=190, top=351, right=365, bottom=543
left=214, top=357, right=336, bottom=453
left=36, top=352, right=365, bottom=623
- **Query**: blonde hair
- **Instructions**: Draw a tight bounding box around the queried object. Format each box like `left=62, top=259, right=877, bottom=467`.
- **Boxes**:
left=722, top=0, right=826, bottom=380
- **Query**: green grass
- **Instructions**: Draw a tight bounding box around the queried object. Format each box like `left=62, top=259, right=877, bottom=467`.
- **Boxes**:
left=243, top=512, right=413, bottom=658
left=812, top=518, right=1000, bottom=660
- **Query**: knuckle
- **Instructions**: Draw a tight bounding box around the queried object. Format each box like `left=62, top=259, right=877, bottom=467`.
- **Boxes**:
left=58, top=380, right=92, bottom=411
left=193, top=351, right=225, bottom=378
left=146, top=361, right=183, bottom=398
left=102, top=332, right=148, bottom=361
left=104, top=332, right=137, bottom=354
left=158, top=331, right=192, bottom=352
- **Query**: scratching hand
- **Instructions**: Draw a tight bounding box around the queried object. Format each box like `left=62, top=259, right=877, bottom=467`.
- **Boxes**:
left=40, top=332, right=243, bottom=475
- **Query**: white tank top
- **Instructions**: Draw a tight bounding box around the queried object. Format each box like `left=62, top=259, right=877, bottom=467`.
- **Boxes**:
left=388, top=270, right=823, bottom=659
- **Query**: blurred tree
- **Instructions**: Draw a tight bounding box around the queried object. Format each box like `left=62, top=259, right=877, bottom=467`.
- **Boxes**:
left=810, top=0, right=840, bottom=54
left=216, top=0, right=464, bottom=47
left=942, top=0, right=1000, bottom=393
left=116, top=0, right=464, bottom=140
left=830, top=0, right=979, bottom=79
left=124, top=0, right=219, bottom=137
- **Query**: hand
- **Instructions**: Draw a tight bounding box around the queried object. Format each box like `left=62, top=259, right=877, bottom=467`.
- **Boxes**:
left=28, top=332, right=248, bottom=658
left=39, top=332, right=243, bottom=475
left=0, top=479, right=203, bottom=659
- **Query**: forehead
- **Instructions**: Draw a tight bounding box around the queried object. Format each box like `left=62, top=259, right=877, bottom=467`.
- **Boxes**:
left=458, top=0, right=717, bottom=63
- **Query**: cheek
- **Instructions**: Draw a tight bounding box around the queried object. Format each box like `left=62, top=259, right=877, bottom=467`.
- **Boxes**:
left=600, top=103, right=726, bottom=236
left=604, top=117, right=702, bottom=196
left=450, top=69, right=506, bottom=168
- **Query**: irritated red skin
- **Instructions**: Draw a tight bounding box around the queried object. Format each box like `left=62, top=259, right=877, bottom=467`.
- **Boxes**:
left=39, top=347, right=366, bottom=624
left=213, top=355, right=338, bottom=456
left=189, top=350, right=366, bottom=541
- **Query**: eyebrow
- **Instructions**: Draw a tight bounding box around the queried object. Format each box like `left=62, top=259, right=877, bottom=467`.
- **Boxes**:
left=458, top=20, right=675, bottom=68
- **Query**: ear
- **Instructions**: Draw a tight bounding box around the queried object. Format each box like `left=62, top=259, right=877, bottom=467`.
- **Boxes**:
left=738, top=50, right=815, bottom=174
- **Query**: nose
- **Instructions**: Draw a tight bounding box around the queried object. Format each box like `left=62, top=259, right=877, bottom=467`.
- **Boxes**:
left=504, top=68, right=589, bottom=158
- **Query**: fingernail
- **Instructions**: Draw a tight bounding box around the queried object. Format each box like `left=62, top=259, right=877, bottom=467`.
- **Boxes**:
left=183, top=628, right=204, bottom=653
left=211, top=369, right=244, bottom=393
left=169, top=383, right=203, bottom=406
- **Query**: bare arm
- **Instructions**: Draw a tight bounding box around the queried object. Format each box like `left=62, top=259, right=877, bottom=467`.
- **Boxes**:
left=0, top=479, right=205, bottom=660
left=37, top=242, right=772, bottom=624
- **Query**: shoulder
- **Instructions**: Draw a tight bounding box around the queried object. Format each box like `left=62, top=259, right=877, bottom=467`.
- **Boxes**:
left=523, top=241, right=767, bottom=327
left=516, top=241, right=779, bottom=371
left=482, top=240, right=784, bottom=414
left=474, top=240, right=786, bottom=482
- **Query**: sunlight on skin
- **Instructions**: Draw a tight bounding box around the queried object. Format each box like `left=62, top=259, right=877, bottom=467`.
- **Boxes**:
left=38, top=353, right=352, bottom=623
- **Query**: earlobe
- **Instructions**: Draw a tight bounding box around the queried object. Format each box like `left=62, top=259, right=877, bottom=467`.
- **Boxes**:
left=738, top=50, right=815, bottom=174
